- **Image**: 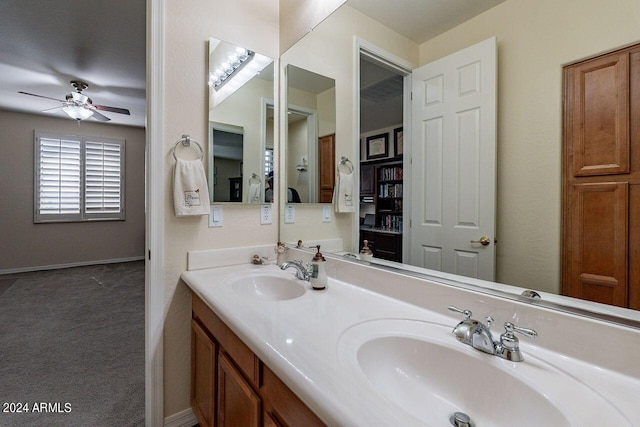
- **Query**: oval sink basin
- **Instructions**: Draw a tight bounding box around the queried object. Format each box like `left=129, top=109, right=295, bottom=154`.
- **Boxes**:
left=231, top=273, right=306, bottom=301
left=337, top=319, right=629, bottom=427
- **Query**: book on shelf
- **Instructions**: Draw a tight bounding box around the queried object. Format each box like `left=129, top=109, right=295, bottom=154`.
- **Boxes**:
left=379, top=183, right=403, bottom=198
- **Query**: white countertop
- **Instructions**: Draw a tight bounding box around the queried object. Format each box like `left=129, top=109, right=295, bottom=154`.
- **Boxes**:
left=181, top=261, right=640, bottom=427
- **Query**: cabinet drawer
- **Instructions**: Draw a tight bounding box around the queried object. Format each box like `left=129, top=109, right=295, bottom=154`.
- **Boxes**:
left=193, top=293, right=260, bottom=386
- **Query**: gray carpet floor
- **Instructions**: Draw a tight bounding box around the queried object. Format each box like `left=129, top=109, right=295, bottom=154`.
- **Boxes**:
left=0, top=261, right=145, bottom=427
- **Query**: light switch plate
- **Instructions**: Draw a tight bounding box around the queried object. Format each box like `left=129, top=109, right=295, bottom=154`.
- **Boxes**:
left=260, top=204, right=272, bottom=224
left=284, top=204, right=295, bottom=224
left=322, top=205, right=331, bottom=223
left=209, top=205, right=223, bottom=227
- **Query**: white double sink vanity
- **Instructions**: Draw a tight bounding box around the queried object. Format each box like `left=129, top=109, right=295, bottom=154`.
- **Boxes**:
left=181, top=245, right=640, bottom=427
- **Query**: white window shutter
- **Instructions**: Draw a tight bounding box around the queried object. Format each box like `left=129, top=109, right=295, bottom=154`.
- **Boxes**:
left=36, top=136, right=81, bottom=219
left=85, top=140, right=123, bottom=216
left=34, top=132, right=125, bottom=223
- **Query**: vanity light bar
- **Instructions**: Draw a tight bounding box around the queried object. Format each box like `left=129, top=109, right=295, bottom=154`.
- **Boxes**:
left=209, top=49, right=255, bottom=91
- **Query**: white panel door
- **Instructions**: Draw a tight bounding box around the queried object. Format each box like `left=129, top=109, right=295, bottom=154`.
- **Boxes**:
left=410, top=37, right=496, bottom=281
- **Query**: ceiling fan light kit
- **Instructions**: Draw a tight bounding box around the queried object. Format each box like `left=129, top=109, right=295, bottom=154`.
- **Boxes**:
left=18, top=80, right=131, bottom=122
left=63, top=105, right=94, bottom=121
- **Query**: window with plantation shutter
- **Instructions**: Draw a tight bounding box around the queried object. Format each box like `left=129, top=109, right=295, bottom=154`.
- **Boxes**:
left=34, top=132, right=125, bottom=222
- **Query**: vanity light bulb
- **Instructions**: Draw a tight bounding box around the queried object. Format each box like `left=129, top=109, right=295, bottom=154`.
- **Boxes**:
left=236, top=47, right=248, bottom=60
left=228, top=54, right=240, bottom=67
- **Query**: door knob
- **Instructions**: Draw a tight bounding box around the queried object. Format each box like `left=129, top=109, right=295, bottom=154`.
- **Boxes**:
left=470, top=236, right=491, bottom=246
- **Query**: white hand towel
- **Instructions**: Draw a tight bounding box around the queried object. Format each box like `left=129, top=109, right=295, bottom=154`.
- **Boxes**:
left=333, top=170, right=355, bottom=213
left=248, top=182, right=261, bottom=203
left=173, top=158, right=211, bottom=216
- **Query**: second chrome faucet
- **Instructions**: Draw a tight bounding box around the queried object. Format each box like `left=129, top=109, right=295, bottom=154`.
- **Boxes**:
left=448, top=306, right=537, bottom=362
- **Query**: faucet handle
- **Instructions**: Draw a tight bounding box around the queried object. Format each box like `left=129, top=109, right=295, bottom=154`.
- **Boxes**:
left=448, top=306, right=472, bottom=320
left=503, top=322, right=537, bottom=339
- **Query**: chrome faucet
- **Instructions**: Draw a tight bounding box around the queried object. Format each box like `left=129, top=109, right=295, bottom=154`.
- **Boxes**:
left=448, top=306, right=537, bottom=362
left=280, top=260, right=312, bottom=281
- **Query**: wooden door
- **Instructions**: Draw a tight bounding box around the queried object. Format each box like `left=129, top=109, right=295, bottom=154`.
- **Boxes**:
left=410, top=36, right=497, bottom=280
left=191, top=320, right=216, bottom=427
left=318, top=134, right=335, bottom=203
left=563, top=43, right=640, bottom=308
left=218, top=351, right=261, bottom=427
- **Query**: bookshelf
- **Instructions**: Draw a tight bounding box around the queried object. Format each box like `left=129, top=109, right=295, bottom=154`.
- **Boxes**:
left=359, top=158, right=403, bottom=262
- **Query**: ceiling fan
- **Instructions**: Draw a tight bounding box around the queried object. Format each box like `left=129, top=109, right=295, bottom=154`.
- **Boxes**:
left=18, top=80, right=131, bottom=122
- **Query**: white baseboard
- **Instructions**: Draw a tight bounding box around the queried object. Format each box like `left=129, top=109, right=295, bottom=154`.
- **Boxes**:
left=0, top=256, right=145, bottom=275
left=164, top=407, right=197, bottom=427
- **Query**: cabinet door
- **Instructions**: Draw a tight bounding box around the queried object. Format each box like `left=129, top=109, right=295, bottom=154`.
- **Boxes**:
left=374, top=233, right=402, bottom=262
left=218, top=351, right=261, bottom=427
left=360, top=163, right=375, bottom=195
left=569, top=52, right=629, bottom=176
left=191, top=320, right=216, bottom=427
left=566, top=182, right=628, bottom=306
left=264, top=411, right=283, bottom=427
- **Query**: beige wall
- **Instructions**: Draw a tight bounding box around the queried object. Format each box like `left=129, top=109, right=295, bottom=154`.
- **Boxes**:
left=0, top=110, right=145, bottom=271
left=418, top=0, right=640, bottom=293
left=279, top=0, right=346, bottom=53
left=163, top=0, right=279, bottom=417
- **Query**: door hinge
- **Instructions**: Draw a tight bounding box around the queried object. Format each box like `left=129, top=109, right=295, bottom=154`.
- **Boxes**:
left=410, top=219, right=412, bottom=228
left=148, top=250, right=151, bottom=261
left=410, top=91, right=413, bottom=101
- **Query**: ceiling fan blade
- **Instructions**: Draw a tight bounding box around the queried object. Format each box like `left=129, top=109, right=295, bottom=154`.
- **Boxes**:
left=18, top=91, right=66, bottom=103
left=91, top=110, right=111, bottom=122
left=42, top=106, right=64, bottom=112
left=94, top=104, right=131, bottom=115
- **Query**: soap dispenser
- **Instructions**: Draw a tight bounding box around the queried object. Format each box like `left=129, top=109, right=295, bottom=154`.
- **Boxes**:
left=310, top=245, right=327, bottom=290
left=360, top=240, right=373, bottom=261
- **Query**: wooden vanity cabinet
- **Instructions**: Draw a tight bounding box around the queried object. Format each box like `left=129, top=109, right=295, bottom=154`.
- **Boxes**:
left=191, top=293, right=326, bottom=427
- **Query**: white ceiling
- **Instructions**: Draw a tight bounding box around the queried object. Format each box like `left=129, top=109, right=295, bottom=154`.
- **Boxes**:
left=0, top=0, right=146, bottom=127
left=347, top=0, right=505, bottom=44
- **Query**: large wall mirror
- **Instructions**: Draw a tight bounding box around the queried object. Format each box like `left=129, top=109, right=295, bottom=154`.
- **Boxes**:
left=208, top=37, right=275, bottom=203
left=278, top=0, right=640, bottom=323
left=285, top=65, right=336, bottom=204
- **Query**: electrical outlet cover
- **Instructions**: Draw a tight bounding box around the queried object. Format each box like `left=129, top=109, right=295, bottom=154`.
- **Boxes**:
left=260, top=204, right=272, bottom=224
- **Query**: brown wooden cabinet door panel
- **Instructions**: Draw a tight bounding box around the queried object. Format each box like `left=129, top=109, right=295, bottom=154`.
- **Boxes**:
left=191, top=319, right=216, bottom=427
left=567, top=182, right=628, bottom=306
left=360, top=163, right=375, bottom=195
left=218, top=351, right=261, bottom=427
left=629, top=184, right=640, bottom=310
left=570, top=52, right=629, bottom=176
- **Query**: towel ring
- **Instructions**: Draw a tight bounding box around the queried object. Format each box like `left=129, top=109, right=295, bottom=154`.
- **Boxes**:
left=338, top=156, right=354, bottom=173
left=172, top=134, right=204, bottom=161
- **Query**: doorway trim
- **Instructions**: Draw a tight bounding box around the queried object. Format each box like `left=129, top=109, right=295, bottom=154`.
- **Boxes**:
left=146, top=0, right=164, bottom=425
left=287, top=103, right=319, bottom=202
left=353, top=37, right=414, bottom=258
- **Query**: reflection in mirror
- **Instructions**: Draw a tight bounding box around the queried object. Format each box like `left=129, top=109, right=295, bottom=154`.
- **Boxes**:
left=285, top=65, right=336, bottom=203
left=278, top=0, right=640, bottom=321
left=208, top=37, right=275, bottom=203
